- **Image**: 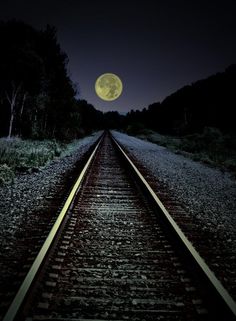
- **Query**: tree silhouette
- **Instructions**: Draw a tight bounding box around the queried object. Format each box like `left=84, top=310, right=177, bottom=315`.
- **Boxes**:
left=0, top=21, right=78, bottom=139
left=125, top=65, right=236, bottom=136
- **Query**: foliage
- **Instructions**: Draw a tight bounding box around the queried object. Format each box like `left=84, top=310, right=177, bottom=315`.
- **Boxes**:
left=0, top=20, right=83, bottom=140
left=0, top=136, right=102, bottom=184
left=74, top=100, right=104, bottom=135
left=0, top=137, right=63, bottom=172
left=124, top=65, right=236, bottom=136
left=179, top=127, right=236, bottom=170
left=103, top=111, right=125, bottom=129
left=126, top=122, right=146, bottom=135
left=138, top=127, right=236, bottom=173
left=0, top=164, right=14, bottom=185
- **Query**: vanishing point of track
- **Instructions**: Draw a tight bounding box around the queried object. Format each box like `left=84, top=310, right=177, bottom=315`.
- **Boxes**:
left=2, top=131, right=236, bottom=321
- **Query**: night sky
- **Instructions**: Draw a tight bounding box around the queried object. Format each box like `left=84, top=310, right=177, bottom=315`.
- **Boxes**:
left=0, top=0, right=235, bottom=113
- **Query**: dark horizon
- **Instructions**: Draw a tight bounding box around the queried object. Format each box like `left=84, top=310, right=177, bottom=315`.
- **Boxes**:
left=0, top=0, right=236, bottom=113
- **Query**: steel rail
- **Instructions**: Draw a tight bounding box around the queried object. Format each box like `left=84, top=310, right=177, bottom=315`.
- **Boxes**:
left=111, top=132, right=236, bottom=319
left=2, top=134, right=104, bottom=321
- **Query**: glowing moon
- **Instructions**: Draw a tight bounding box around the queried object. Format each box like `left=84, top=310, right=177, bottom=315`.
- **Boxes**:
left=95, top=73, right=123, bottom=101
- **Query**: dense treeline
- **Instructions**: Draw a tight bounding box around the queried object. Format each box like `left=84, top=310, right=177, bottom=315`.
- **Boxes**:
left=125, top=65, right=236, bottom=135
left=0, top=20, right=102, bottom=140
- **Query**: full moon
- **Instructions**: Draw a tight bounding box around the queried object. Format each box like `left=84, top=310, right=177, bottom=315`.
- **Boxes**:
left=95, top=73, right=123, bottom=101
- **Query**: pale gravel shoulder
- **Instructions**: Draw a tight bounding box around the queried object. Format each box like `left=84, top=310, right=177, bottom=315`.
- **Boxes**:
left=0, top=131, right=102, bottom=249
left=112, top=131, right=236, bottom=243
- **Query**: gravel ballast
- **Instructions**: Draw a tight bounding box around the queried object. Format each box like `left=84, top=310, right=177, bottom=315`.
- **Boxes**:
left=0, top=132, right=102, bottom=304
left=112, top=130, right=236, bottom=298
left=0, top=132, right=102, bottom=244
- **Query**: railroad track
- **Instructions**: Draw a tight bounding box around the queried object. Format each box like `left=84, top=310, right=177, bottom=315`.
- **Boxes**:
left=2, top=131, right=236, bottom=321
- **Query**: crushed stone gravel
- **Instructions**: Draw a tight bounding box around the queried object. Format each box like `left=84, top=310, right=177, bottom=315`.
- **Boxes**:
left=0, top=132, right=102, bottom=250
left=112, top=131, right=236, bottom=240
left=112, top=130, right=236, bottom=298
